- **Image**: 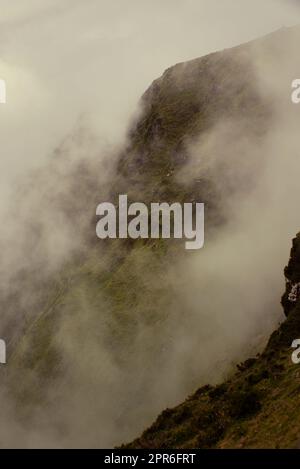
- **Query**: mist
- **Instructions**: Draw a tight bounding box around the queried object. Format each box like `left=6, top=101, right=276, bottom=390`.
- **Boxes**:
left=0, top=0, right=299, bottom=200
left=1, top=0, right=300, bottom=449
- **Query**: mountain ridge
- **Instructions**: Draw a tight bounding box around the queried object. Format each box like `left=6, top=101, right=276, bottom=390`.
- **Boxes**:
left=1, top=25, right=300, bottom=447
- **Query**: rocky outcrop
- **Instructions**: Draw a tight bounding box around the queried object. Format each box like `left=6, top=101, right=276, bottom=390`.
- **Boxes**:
left=282, top=233, right=300, bottom=317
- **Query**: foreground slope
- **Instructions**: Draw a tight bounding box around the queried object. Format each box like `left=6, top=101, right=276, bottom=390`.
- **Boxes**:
left=124, top=234, right=300, bottom=449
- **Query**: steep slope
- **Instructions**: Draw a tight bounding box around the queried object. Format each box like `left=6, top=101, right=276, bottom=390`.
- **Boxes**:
left=1, top=26, right=300, bottom=447
left=113, top=32, right=272, bottom=219
left=124, top=233, right=300, bottom=449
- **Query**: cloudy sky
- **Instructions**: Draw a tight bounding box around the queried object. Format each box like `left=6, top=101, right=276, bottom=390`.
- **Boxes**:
left=0, top=0, right=299, bottom=204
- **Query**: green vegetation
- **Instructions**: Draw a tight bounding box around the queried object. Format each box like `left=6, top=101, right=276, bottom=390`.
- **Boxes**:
left=124, top=234, right=300, bottom=449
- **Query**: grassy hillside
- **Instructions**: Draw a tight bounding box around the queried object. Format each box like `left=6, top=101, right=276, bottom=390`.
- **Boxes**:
left=124, top=234, right=300, bottom=449
left=1, top=26, right=300, bottom=447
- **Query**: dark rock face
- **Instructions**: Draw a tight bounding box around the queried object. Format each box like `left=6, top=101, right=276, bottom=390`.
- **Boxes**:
left=282, top=233, right=300, bottom=317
